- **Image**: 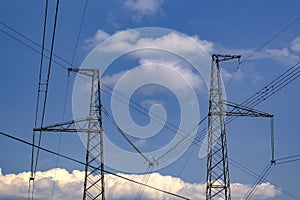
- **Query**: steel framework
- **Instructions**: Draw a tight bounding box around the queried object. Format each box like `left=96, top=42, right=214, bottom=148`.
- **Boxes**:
left=206, top=54, right=273, bottom=200
left=34, top=68, right=105, bottom=200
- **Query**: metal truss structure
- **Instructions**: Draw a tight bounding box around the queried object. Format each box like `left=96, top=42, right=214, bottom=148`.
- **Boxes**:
left=34, top=68, right=105, bottom=200
left=206, top=54, right=274, bottom=200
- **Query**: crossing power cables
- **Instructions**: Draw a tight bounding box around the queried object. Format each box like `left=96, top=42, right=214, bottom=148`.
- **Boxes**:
left=0, top=130, right=190, bottom=200
left=1, top=15, right=300, bottom=200
left=29, top=0, right=61, bottom=200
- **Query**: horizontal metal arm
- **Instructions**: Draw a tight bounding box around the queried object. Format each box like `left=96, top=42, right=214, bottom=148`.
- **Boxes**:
left=33, top=117, right=101, bottom=133
left=225, top=101, right=273, bottom=118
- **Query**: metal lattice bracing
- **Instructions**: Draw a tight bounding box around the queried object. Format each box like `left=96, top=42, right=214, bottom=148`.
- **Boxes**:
left=206, top=54, right=240, bottom=200
left=34, top=68, right=105, bottom=200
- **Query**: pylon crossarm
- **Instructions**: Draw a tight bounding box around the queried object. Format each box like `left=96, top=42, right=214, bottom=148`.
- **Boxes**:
left=33, top=117, right=102, bottom=133
left=224, top=101, right=273, bottom=118
left=68, top=67, right=98, bottom=77
left=212, top=54, right=241, bottom=63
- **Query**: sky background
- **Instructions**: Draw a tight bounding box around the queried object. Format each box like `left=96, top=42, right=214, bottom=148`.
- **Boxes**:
left=0, top=0, right=300, bottom=200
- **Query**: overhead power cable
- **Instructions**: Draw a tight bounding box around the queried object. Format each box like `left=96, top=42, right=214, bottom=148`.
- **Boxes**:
left=29, top=1, right=49, bottom=200
left=167, top=59, right=300, bottom=162
left=240, top=16, right=300, bottom=65
left=0, top=18, right=204, bottom=153
left=30, top=0, right=49, bottom=181
left=30, top=1, right=61, bottom=200
left=3, top=17, right=300, bottom=165
left=0, top=130, right=190, bottom=200
left=0, top=21, right=72, bottom=67
left=2, top=18, right=300, bottom=200
left=102, top=106, right=152, bottom=165
left=229, top=158, right=300, bottom=200
left=50, top=1, right=89, bottom=198
left=33, top=0, right=60, bottom=179
left=242, top=163, right=275, bottom=200
left=276, top=154, right=300, bottom=165
left=70, top=0, right=89, bottom=65
left=226, top=15, right=300, bottom=88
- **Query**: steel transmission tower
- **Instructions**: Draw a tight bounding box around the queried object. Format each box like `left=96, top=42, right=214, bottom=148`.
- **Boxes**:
left=206, top=54, right=240, bottom=200
left=34, top=68, right=105, bottom=200
left=206, top=54, right=274, bottom=200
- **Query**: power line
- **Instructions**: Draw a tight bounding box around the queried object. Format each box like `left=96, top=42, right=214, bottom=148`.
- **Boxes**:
left=33, top=0, right=60, bottom=176
left=0, top=21, right=203, bottom=158
left=102, top=106, right=152, bottom=164
left=70, top=0, right=89, bottom=65
left=228, top=158, right=300, bottom=200
left=0, top=20, right=73, bottom=67
left=0, top=19, right=204, bottom=151
left=5, top=17, right=300, bottom=169
left=276, top=154, right=300, bottom=165
left=167, top=59, right=300, bottom=161
left=2, top=17, right=300, bottom=199
left=50, top=72, right=71, bottom=200
left=50, top=1, right=89, bottom=197
left=242, top=162, right=275, bottom=200
left=30, top=1, right=61, bottom=200
left=30, top=0, right=49, bottom=180
left=0, top=20, right=204, bottom=170
left=226, top=15, right=300, bottom=88
left=241, top=16, right=300, bottom=65
left=29, top=1, right=49, bottom=200
left=0, top=130, right=190, bottom=200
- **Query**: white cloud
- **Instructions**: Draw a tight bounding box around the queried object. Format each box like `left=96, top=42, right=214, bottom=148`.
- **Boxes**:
left=217, top=46, right=299, bottom=65
left=221, top=68, right=244, bottom=82
left=102, top=61, right=205, bottom=94
left=85, top=29, right=300, bottom=91
left=263, top=47, right=299, bottom=63
left=0, top=168, right=280, bottom=200
left=85, top=29, right=110, bottom=48
left=92, top=30, right=213, bottom=56
left=291, top=37, right=300, bottom=52
left=124, top=0, right=164, bottom=19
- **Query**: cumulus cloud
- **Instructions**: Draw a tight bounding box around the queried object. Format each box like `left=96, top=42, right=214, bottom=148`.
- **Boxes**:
left=0, top=168, right=280, bottom=200
left=124, top=0, right=165, bottom=19
left=84, top=29, right=300, bottom=92
left=85, top=29, right=110, bottom=48
left=90, top=29, right=213, bottom=56
left=102, top=61, right=205, bottom=93
left=218, top=46, right=299, bottom=65
left=291, top=37, right=300, bottom=52
left=262, top=47, right=299, bottom=63
left=91, top=29, right=213, bottom=92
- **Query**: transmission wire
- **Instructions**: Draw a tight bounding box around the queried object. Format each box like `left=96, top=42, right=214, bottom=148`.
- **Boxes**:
left=2, top=15, right=300, bottom=199
left=4, top=16, right=300, bottom=167
left=50, top=71, right=70, bottom=200
left=226, top=15, right=300, bottom=89
left=102, top=106, right=152, bottom=164
left=31, top=1, right=60, bottom=199
left=28, top=0, right=49, bottom=200
left=0, top=130, right=190, bottom=200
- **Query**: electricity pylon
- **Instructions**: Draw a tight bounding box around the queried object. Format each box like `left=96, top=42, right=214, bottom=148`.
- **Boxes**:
left=33, top=68, right=105, bottom=200
left=206, top=54, right=274, bottom=200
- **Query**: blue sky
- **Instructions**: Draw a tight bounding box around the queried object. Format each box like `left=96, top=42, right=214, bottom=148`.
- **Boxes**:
left=0, top=0, right=300, bottom=199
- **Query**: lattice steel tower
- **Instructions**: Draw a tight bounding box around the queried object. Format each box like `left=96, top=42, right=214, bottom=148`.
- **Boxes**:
left=206, top=54, right=240, bottom=200
left=33, top=68, right=105, bottom=200
left=206, top=54, right=274, bottom=200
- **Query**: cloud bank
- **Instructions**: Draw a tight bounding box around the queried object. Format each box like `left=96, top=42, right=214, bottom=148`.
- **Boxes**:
left=0, top=168, right=280, bottom=200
